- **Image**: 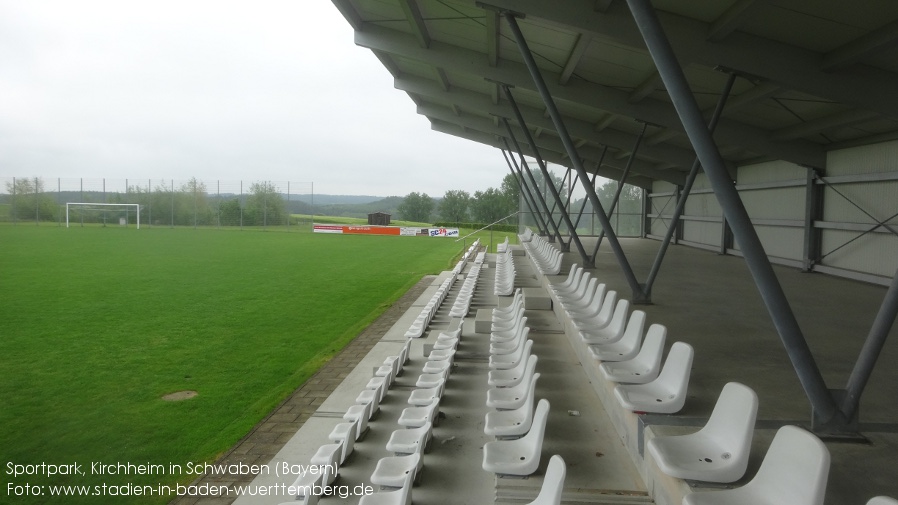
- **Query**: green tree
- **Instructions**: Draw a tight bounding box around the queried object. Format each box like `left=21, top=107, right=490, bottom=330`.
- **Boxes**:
left=470, top=187, right=514, bottom=223
left=218, top=198, right=242, bottom=226
left=397, top=192, right=434, bottom=222
left=438, top=190, right=470, bottom=224
left=5, top=177, right=57, bottom=222
left=244, top=181, right=286, bottom=226
left=180, top=178, right=214, bottom=226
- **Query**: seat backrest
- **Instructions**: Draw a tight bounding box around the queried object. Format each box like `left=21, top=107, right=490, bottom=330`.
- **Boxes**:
left=339, top=418, right=359, bottom=464
left=506, top=333, right=532, bottom=363
left=655, top=341, right=694, bottom=397
left=632, top=324, right=667, bottom=372
left=617, top=310, right=647, bottom=350
left=701, top=382, right=758, bottom=458
left=867, top=497, right=898, bottom=505
left=588, top=290, right=617, bottom=325
left=533, top=455, right=566, bottom=505
left=749, top=425, right=830, bottom=505
left=522, top=399, right=551, bottom=455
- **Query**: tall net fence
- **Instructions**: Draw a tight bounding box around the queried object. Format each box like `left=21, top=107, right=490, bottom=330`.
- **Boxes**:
left=0, top=178, right=315, bottom=230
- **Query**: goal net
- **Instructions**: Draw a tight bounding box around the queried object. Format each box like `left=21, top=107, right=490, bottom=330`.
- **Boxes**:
left=66, top=203, right=141, bottom=229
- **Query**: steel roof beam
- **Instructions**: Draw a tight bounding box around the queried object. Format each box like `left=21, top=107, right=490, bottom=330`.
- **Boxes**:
left=425, top=113, right=658, bottom=188
left=479, top=0, right=898, bottom=119
left=394, top=74, right=697, bottom=170
left=355, top=24, right=825, bottom=167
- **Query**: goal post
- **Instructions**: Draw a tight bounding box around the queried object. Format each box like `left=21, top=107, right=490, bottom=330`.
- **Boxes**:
left=66, top=203, right=141, bottom=229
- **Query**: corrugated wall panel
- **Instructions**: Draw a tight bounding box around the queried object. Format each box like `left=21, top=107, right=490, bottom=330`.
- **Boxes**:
left=735, top=225, right=804, bottom=261
left=821, top=230, right=898, bottom=278
left=820, top=141, right=898, bottom=278
left=682, top=220, right=721, bottom=246
left=737, top=160, right=806, bottom=183
left=648, top=181, right=676, bottom=237
left=740, top=187, right=805, bottom=220
left=826, top=139, right=898, bottom=176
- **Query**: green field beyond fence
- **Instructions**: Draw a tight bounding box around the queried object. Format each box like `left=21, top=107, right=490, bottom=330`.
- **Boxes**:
left=0, top=225, right=468, bottom=504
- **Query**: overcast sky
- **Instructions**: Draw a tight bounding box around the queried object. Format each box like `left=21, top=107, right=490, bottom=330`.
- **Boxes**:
left=0, top=0, right=519, bottom=197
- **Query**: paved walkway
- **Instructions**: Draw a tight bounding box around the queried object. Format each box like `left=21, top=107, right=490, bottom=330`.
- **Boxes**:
left=169, top=276, right=435, bottom=505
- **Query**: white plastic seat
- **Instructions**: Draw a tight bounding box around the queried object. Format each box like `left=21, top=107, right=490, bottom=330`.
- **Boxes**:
left=682, top=425, right=830, bottom=505
left=482, top=399, right=550, bottom=476
left=489, top=339, right=533, bottom=370
left=415, top=368, right=449, bottom=388
left=580, top=299, right=631, bottom=344
left=588, top=312, right=649, bottom=362
left=491, top=315, right=528, bottom=344
left=614, top=342, right=694, bottom=414
left=485, top=377, right=539, bottom=438
left=648, top=382, right=758, bottom=483
left=490, top=327, right=529, bottom=355
left=357, top=470, right=413, bottom=505
left=489, top=354, right=537, bottom=388
left=370, top=453, right=423, bottom=489
left=868, top=498, right=898, bottom=505
left=356, top=382, right=385, bottom=416
left=312, top=418, right=357, bottom=467
left=288, top=448, right=340, bottom=504
left=493, top=289, right=523, bottom=320
left=427, top=348, right=456, bottom=362
left=486, top=366, right=539, bottom=410
left=555, top=272, right=592, bottom=304
left=560, top=278, right=601, bottom=313
left=432, top=337, right=459, bottom=351
left=386, top=422, right=432, bottom=455
left=549, top=264, right=581, bottom=295
left=422, top=358, right=451, bottom=375
left=571, top=290, right=618, bottom=329
left=492, top=306, right=525, bottom=333
left=600, top=325, right=667, bottom=384
left=342, top=401, right=372, bottom=440
left=398, top=398, right=440, bottom=428
left=526, top=454, right=566, bottom=505
left=407, top=379, right=445, bottom=406
left=365, top=375, right=390, bottom=402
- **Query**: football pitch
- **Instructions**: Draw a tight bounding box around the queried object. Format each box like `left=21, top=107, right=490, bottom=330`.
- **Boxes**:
left=0, top=225, right=466, bottom=504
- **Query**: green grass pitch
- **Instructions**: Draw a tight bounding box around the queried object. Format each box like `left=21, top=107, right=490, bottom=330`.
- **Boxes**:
left=0, top=225, right=466, bottom=504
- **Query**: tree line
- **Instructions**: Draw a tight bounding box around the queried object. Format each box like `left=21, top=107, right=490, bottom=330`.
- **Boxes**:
left=396, top=170, right=643, bottom=236
left=2, top=177, right=298, bottom=227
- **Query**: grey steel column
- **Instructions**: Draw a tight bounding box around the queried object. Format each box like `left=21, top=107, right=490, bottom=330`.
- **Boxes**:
left=644, top=72, right=737, bottom=298
left=501, top=141, right=549, bottom=235
left=502, top=134, right=556, bottom=240
left=841, top=269, right=898, bottom=421
left=571, top=151, right=607, bottom=234
left=591, top=122, right=647, bottom=261
left=625, top=0, right=840, bottom=429
left=504, top=12, right=644, bottom=298
left=503, top=86, right=591, bottom=261
left=502, top=147, right=547, bottom=235
left=802, top=168, right=823, bottom=271
left=501, top=127, right=565, bottom=244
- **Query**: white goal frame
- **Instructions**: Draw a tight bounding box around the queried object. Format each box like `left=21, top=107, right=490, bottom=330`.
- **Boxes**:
left=66, top=203, right=141, bottom=229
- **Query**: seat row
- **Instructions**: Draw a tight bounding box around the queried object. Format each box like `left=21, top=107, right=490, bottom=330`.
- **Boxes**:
left=480, top=289, right=567, bottom=505
left=549, top=263, right=897, bottom=505
left=521, top=233, right=562, bottom=275
left=448, top=264, right=482, bottom=318
left=494, top=249, right=516, bottom=296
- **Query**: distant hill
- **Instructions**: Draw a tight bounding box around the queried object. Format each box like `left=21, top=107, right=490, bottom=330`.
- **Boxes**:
left=313, top=196, right=405, bottom=219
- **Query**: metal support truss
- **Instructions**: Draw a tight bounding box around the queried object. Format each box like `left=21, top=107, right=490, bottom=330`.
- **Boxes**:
left=501, top=147, right=548, bottom=235
left=504, top=11, right=647, bottom=300
left=643, top=72, right=737, bottom=299
left=501, top=127, right=567, bottom=245
left=625, top=0, right=847, bottom=433
left=502, top=86, right=593, bottom=260
left=591, top=122, right=648, bottom=264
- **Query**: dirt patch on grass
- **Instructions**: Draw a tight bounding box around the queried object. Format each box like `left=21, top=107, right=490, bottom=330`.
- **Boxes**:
left=162, top=390, right=198, bottom=401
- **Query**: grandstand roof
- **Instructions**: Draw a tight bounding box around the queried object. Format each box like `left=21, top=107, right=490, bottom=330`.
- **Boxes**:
left=332, top=0, right=898, bottom=188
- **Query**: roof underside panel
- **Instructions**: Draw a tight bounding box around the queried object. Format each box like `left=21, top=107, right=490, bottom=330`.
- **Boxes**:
left=334, top=0, right=898, bottom=184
